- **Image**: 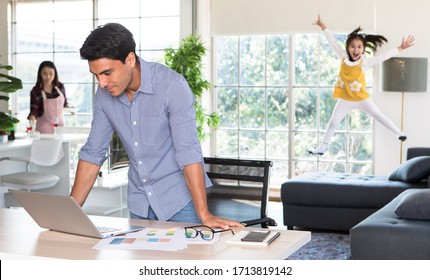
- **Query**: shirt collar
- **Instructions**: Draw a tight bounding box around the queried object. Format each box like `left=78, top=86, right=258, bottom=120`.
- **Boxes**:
left=343, top=56, right=363, bottom=67
left=137, top=57, right=154, bottom=95
left=117, top=57, right=154, bottom=105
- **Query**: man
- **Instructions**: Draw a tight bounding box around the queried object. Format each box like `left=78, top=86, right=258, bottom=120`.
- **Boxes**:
left=71, top=23, right=241, bottom=229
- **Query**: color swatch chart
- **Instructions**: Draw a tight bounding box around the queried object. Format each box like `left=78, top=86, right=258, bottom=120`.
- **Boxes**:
left=109, top=228, right=176, bottom=245
left=93, top=227, right=188, bottom=251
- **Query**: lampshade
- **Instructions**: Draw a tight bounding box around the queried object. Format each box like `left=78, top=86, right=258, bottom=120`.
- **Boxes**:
left=381, top=57, right=428, bottom=92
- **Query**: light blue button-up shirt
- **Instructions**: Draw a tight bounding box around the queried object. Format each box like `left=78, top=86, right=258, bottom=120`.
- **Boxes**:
left=79, top=57, right=212, bottom=221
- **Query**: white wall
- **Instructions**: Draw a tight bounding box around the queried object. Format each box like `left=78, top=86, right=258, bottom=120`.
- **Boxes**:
left=0, top=0, right=9, bottom=113
left=195, top=0, right=213, bottom=155
left=209, top=0, right=430, bottom=175
left=373, top=0, right=430, bottom=174
left=211, top=0, right=375, bottom=34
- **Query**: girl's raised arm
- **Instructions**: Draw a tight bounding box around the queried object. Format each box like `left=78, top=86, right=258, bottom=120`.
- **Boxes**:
left=313, top=14, right=327, bottom=30
left=398, top=35, right=415, bottom=52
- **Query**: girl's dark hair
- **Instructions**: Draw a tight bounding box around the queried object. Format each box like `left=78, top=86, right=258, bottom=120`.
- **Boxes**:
left=346, top=27, right=388, bottom=56
left=80, top=23, right=136, bottom=63
left=36, top=61, right=59, bottom=88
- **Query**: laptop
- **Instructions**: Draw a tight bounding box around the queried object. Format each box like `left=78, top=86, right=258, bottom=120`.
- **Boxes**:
left=9, top=189, right=144, bottom=239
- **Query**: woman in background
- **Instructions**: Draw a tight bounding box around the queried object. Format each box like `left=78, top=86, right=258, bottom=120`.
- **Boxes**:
left=28, top=61, right=70, bottom=134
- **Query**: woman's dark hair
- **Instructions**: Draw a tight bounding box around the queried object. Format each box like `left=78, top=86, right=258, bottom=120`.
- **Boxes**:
left=346, top=27, right=388, bottom=56
left=36, top=61, right=59, bottom=88
left=79, top=23, right=136, bottom=63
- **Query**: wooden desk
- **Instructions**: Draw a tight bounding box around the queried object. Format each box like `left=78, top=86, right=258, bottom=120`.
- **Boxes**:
left=0, top=208, right=310, bottom=260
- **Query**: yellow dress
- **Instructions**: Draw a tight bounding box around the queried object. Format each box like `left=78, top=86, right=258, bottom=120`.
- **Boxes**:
left=333, top=58, right=368, bottom=101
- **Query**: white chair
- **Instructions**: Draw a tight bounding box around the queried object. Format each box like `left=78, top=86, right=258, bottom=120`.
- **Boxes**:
left=0, top=139, right=64, bottom=191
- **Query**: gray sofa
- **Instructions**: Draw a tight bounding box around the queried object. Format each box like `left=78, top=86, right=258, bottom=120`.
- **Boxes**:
left=281, top=147, right=430, bottom=231
left=350, top=188, right=430, bottom=259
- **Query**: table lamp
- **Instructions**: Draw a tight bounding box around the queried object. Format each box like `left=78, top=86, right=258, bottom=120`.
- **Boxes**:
left=381, top=57, right=428, bottom=163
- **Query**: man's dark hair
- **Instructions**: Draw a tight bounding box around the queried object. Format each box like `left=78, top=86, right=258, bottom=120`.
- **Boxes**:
left=80, top=23, right=136, bottom=63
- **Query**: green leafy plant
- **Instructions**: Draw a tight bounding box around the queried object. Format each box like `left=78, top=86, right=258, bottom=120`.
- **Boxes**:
left=0, top=63, right=22, bottom=133
left=164, top=34, right=219, bottom=141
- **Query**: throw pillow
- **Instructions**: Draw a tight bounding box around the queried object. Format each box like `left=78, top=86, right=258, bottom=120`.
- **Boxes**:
left=395, top=189, right=430, bottom=220
left=388, top=156, right=430, bottom=183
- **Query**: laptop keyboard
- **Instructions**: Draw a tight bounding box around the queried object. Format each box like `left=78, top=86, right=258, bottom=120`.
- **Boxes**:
left=97, top=226, right=121, bottom=233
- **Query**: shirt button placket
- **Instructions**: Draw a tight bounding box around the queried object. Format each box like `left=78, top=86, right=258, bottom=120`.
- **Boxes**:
left=130, top=103, right=145, bottom=189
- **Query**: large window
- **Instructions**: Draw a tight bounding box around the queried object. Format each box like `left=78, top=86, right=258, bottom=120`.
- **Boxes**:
left=214, top=33, right=373, bottom=186
left=8, top=0, right=181, bottom=133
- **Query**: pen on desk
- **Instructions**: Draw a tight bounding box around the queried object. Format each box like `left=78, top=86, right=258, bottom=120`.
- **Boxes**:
left=267, top=231, right=281, bottom=245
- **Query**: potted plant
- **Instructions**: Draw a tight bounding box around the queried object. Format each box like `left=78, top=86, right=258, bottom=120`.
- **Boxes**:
left=164, top=34, right=219, bottom=141
left=0, top=63, right=22, bottom=143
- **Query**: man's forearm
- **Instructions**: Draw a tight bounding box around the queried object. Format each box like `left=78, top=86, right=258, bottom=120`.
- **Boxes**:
left=183, top=162, right=210, bottom=221
left=70, top=159, right=101, bottom=206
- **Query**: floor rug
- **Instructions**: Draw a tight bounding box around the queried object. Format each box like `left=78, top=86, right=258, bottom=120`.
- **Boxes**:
left=287, top=231, right=352, bottom=260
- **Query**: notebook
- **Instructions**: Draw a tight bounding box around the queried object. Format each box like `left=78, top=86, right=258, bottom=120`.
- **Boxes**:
left=226, top=230, right=281, bottom=247
left=9, top=189, right=144, bottom=239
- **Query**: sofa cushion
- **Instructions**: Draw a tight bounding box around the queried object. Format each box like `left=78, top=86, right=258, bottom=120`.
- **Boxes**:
left=351, top=188, right=430, bottom=260
left=389, top=156, right=430, bottom=183
left=395, top=189, right=430, bottom=220
left=281, top=172, right=426, bottom=209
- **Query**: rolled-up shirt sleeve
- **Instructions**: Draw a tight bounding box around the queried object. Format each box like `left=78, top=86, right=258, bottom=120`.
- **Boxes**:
left=167, top=77, right=204, bottom=169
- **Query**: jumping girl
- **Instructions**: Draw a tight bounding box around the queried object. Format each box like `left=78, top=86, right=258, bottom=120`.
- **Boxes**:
left=309, top=14, right=414, bottom=155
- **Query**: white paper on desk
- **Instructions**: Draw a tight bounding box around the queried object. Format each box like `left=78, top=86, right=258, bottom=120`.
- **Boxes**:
left=92, top=227, right=187, bottom=251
